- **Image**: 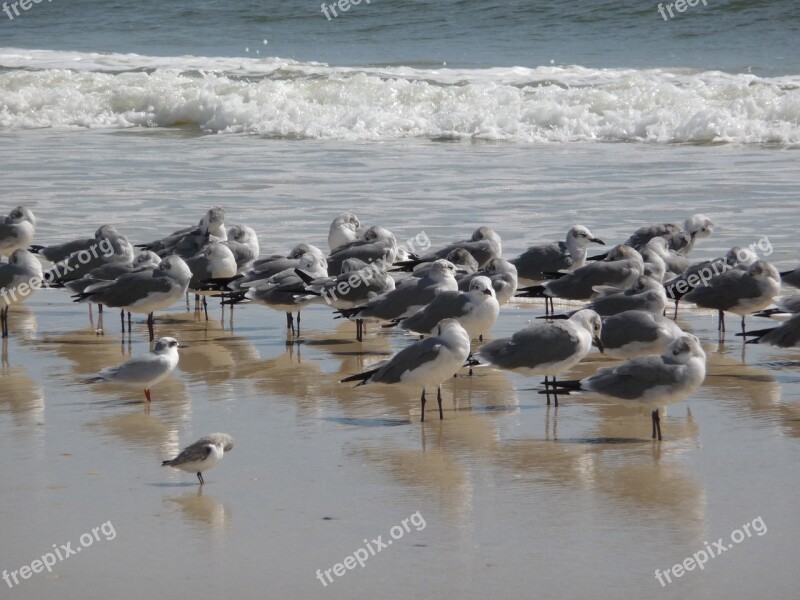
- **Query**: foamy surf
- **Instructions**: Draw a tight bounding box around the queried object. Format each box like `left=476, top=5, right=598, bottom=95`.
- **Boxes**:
left=1, top=48, right=799, bottom=144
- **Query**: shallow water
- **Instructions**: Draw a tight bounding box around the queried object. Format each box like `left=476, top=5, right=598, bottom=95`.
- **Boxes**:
left=0, top=133, right=799, bottom=599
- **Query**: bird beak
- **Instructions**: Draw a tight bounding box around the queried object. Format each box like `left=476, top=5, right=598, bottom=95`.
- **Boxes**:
left=482, top=289, right=492, bottom=296
left=591, top=238, right=606, bottom=246
left=178, top=344, right=189, bottom=349
left=594, top=337, right=604, bottom=353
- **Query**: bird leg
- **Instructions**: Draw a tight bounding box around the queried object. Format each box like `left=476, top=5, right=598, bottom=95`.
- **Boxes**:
left=544, top=375, right=551, bottom=405
left=437, top=386, right=443, bottom=420
left=203, top=296, right=208, bottom=321
left=127, top=311, right=132, bottom=334
left=147, top=312, right=154, bottom=341
left=98, top=303, right=103, bottom=314
left=420, top=388, right=427, bottom=422
left=144, top=388, right=152, bottom=404
left=297, top=312, right=301, bottom=336
left=197, top=472, right=204, bottom=486
left=652, top=408, right=662, bottom=441
left=740, top=315, right=746, bottom=337
left=1, top=306, right=7, bottom=338
left=286, top=312, right=295, bottom=336
left=718, top=309, right=725, bottom=332
left=553, top=375, right=559, bottom=407
left=356, top=318, right=363, bottom=342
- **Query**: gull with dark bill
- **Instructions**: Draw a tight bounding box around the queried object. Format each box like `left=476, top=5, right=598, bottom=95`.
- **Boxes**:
left=510, top=225, right=604, bottom=281
left=341, top=319, right=471, bottom=421
left=162, top=433, right=234, bottom=485
left=548, top=335, right=706, bottom=440
left=477, top=309, right=603, bottom=406
left=83, top=337, right=186, bottom=408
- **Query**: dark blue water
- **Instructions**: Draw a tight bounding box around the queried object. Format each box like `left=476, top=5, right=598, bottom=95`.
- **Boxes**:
left=1, top=0, right=799, bottom=74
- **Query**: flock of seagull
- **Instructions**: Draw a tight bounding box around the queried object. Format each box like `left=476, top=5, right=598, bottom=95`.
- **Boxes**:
left=2, top=204, right=800, bottom=481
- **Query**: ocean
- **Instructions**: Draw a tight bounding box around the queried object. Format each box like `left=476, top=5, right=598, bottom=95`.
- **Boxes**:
left=1, top=2, right=799, bottom=599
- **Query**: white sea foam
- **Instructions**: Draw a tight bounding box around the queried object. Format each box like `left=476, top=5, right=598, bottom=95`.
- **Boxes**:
left=1, top=48, right=799, bottom=144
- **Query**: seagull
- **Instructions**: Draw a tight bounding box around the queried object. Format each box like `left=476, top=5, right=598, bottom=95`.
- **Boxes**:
left=477, top=309, right=603, bottom=406
left=410, top=248, right=479, bottom=279
left=336, top=259, right=458, bottom=324
left=397, top=226, right=501, bottom=270
left=327, top=225, right=398, bottom=275
left=0, top=207, right=37, bottom=257
left=641, top=237, right=689, bottom=278
left=73, top=255, right=193, bottom=340
left=510, top=225, right=604, bottom=281
left=600, top=310, right=685, bottom=359
left=328, top=213, right=362, bottom=252
left=296, top=258, right=396, bottom=340
left=549, top=334, right=707, bottom=440
left=683, top=260, right=781, bottom=335
left=517, top=245, right=644, bottom=311
left=30, top=224, right=121, bottom=264
left=228, top=253, right=328, bottom=336
left=738, top=313, right=800, bottom=347
left=223, top=225, right=260, bottom=273
left=779, top=267, right=800, bottom=289
left=0, top=249, right=44, bottom=337
left=341, top=318, right=471, bottom=421
left=137, top=206, right=227, bottom=258
left=83, top=337, right=185, bottom=407
left=544, top=275, right=667, bottom=319
left=623, top=214, right=714, bottom=254
left=226, top=243, right=327, bottom=290
left=458, top=258, right=519, bottom=305
left=64, top=251, right=162, bottom=294
left=663, top=246, right=758, bottom=314
left=46, top=232, right=135, bottom=285
left=162, top=433, right=234, bottom=485
left=392, top=276, right=499, bottom=340
left=186, top=241, right=238, bottom=317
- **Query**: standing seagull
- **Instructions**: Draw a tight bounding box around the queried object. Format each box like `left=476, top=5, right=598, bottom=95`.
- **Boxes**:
left=392, top=276, right=500, bottom=341
left=549, top=335, right=706, bottom=440
left=73, top=255, right=193, bottom=340
left=683, top=260, right=781, bottom=335
left=83, top=337, right=185, bottom=408
left=162, top=433, right=234, bottom=485
left=0, top=207, right=37, bottom=257
left=341, top=319, right=472, bottom=421
left=457, top=258, right=519, bottom=306
left=511, top=225, right=604, bottom=281
left=0, top=249, right=44, bottom=337
left=478, top=309, right=603, bottom=406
